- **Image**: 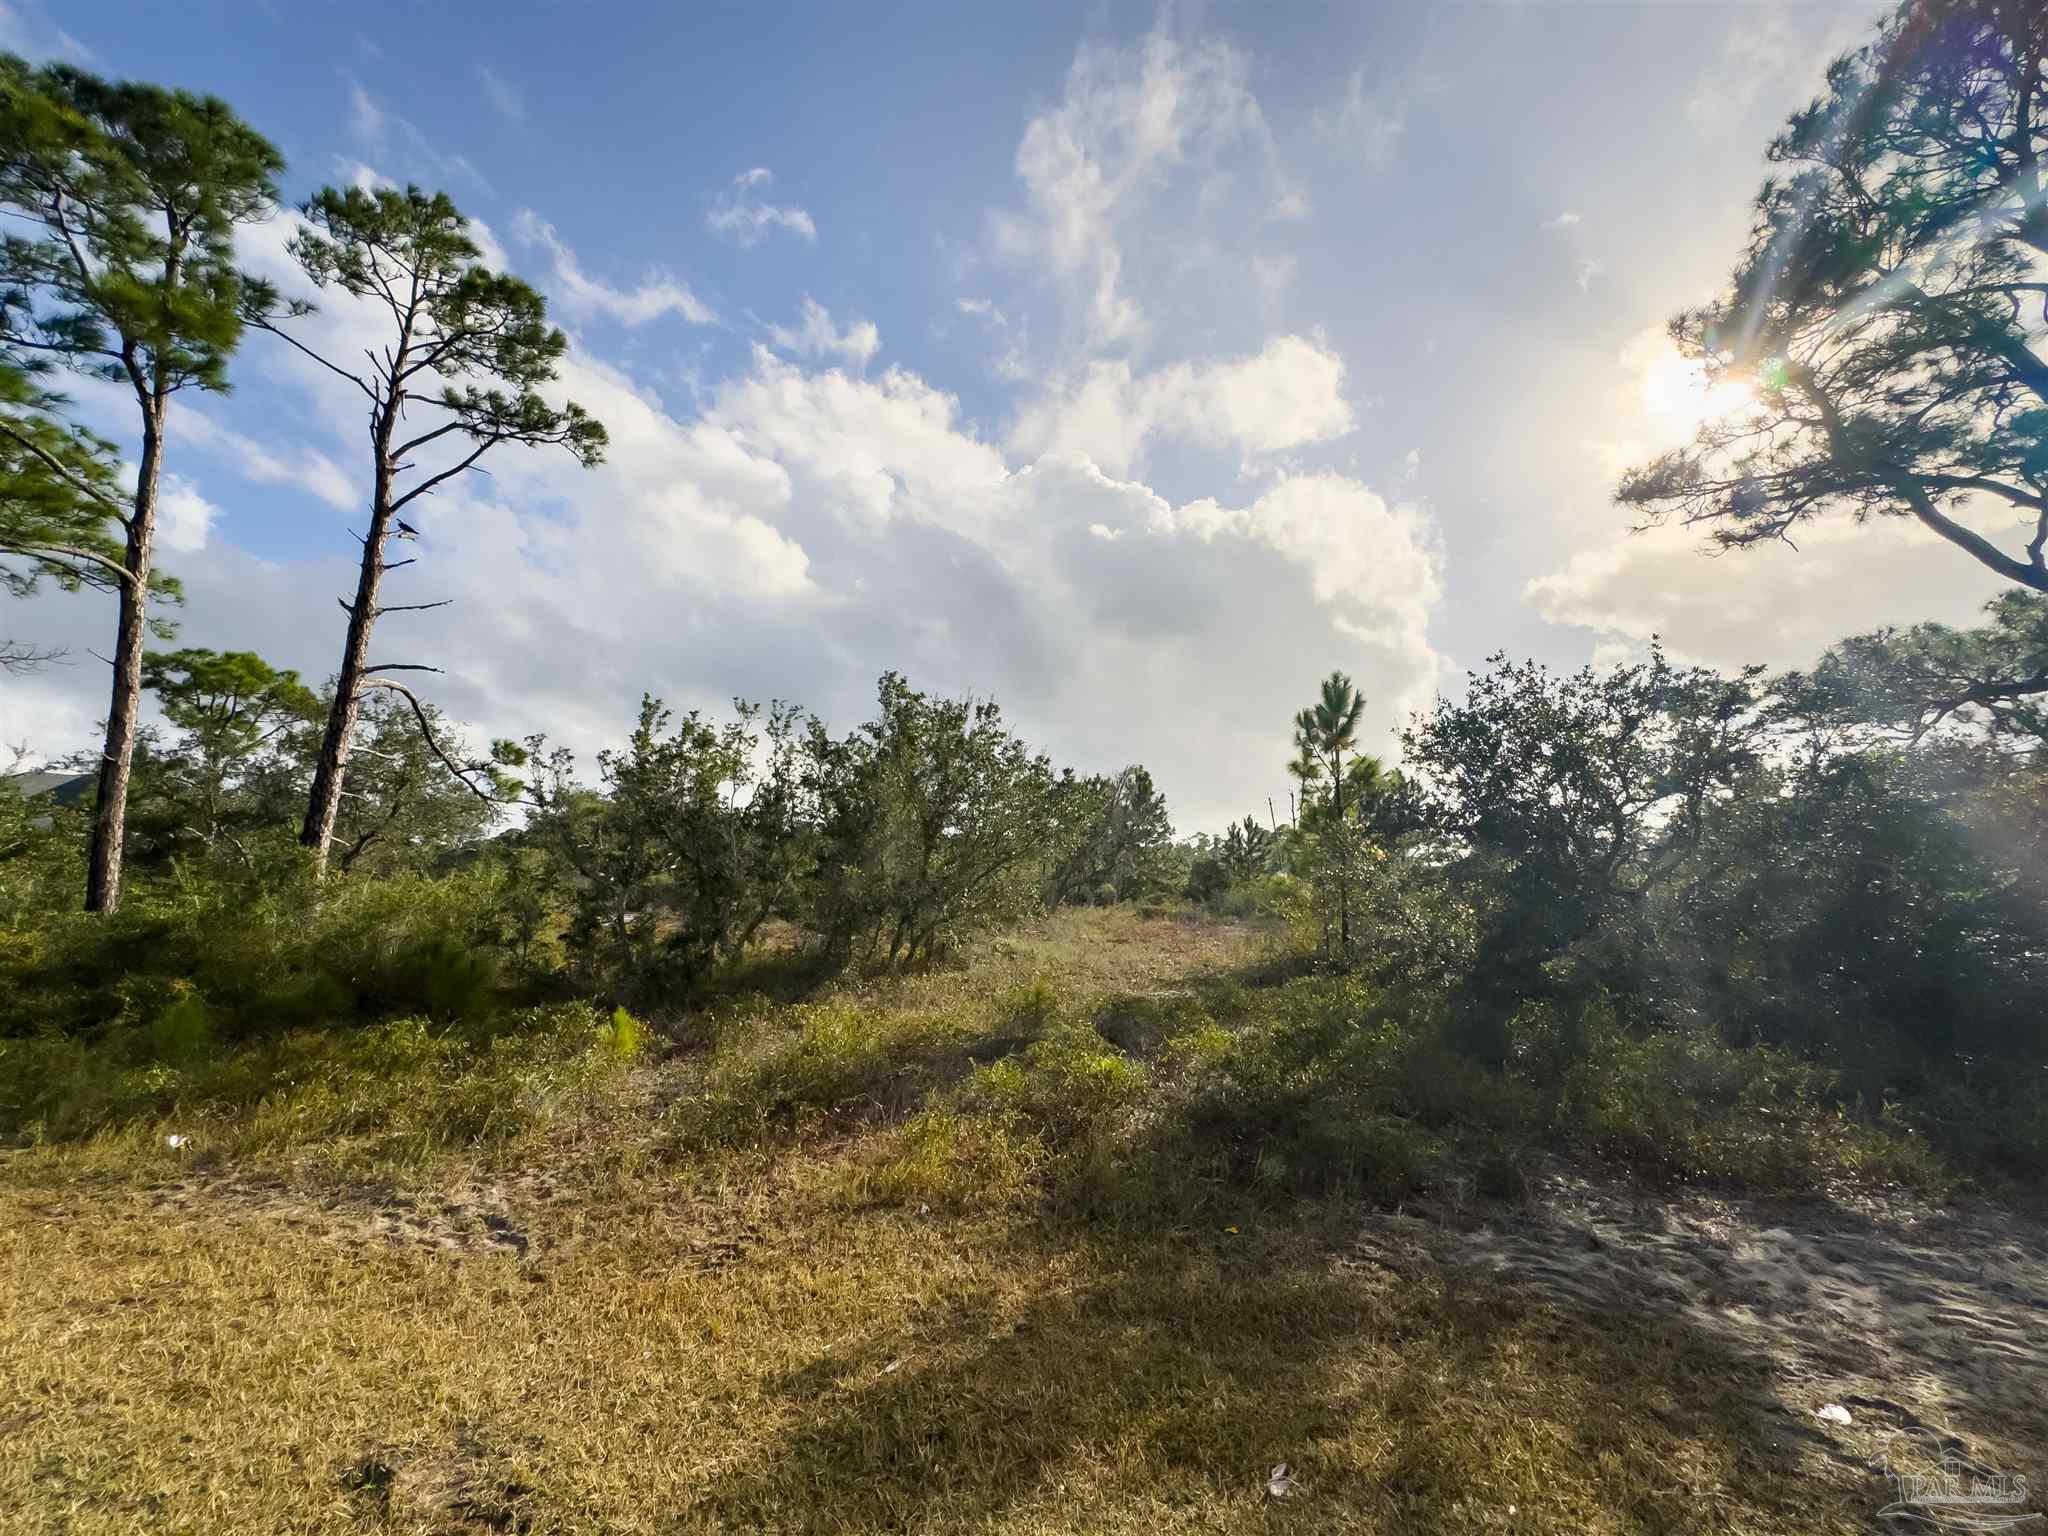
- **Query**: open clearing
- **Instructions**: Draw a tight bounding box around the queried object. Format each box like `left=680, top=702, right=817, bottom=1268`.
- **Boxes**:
left=3, top=910, right=2041, bottom=1534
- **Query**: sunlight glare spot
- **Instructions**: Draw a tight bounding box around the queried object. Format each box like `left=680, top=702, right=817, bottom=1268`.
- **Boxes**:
left=1637, top=344, right=1755, bottom=436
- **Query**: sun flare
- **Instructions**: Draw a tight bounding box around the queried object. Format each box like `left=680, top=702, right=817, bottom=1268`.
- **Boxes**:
left=1634, top=340, right=1756, bottom=437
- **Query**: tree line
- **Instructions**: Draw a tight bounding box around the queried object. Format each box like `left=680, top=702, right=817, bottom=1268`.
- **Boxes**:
left=3, top=0, right=2047, bottom=1113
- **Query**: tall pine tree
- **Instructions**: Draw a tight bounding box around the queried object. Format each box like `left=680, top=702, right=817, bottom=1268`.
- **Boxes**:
left=248, top=185, right=606, bottom=873
left=0, top=58, right=281, bottom=910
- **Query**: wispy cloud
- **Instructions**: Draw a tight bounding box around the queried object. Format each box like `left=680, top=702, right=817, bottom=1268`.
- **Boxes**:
left=1318, top=67, right=1404, bottom=168
left=346, top=79, right=385, bottom=146
left=344, top=77, right=491, bottom=192
left=176, top=406, right=358, bottom=513
left=762, top=296, right=879, bottom=369
left=707, top=168, right=817, bottom=247
left=478, top=65, right=524, bottom=123
left=512, top=209, right=717, bottom=326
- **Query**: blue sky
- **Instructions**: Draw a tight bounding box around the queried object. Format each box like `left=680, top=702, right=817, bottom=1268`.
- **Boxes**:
left=1, top=0, right=2012, bottom=828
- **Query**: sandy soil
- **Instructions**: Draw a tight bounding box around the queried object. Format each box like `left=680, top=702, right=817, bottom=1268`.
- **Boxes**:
left=1374, top=1164, right=2048, bottom=1498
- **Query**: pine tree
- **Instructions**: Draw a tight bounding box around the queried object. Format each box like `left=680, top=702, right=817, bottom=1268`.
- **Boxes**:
left=247, top=184, right=606, bottom=873
left=0, top=58, right=281, bottom=909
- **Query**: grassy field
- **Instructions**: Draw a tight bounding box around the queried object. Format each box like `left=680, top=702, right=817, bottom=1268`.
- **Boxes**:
left=0, top=908, right=2024, bottom=1533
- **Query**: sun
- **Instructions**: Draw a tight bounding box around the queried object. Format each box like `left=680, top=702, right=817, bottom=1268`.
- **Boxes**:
left=1636, top=341, right=1756, bottom=437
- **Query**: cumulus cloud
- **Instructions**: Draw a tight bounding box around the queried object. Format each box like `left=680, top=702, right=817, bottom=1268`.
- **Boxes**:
left=4, top=42, right=1444, bottom=836
left=1527, top=516, right=2009, bottom=675
left=155, top=477, right=221, bottom=555
left=511, top=209, right=716, bottom=326
left=707, top=168, right=817, bottom=247
left=16, top=322, right=1437, bottom=833
left=1009, top=334, right=1353, bottom=476
left=763, top=297, right=880, bottom=370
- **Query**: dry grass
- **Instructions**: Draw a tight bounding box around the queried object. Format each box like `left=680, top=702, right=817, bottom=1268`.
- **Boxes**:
left=0, top=908, right=1994, bottom=1533
left=1, top=1180, right=1872, bottom=1535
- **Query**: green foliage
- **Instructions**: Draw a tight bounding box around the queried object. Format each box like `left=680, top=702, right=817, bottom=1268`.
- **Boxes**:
left=0, top=57, right=284, bottom=397
left=396, top=937, right=498, bottom=1022
left=147, top=989, right=214, bottom=1061
left=247, top=181, right=606, bottom=866
left=966, top=1024, right=1148, bottom=1143
left=599, top=1005, right=643, bottom=1063
left=1044, top=764, right=1177, bottom=905
left=1401, top=644, right=1766, bottom=1013
left=0, top=358, right=126, bottom=603
left=1782, top=591, right=2048, bottom=750
left=806, top=672, right=1064, bottom=972
left=275, top=185, right=604, bottom=468
left=0, top=56, right=285, bottom=909
left=539, top=695, right=806, bottom=1001
left=1618, top=0, right=2048, bottom=596
left=0, top=1001, right=634, bottom=1160
left=0, top=863, right=519, bottom=1041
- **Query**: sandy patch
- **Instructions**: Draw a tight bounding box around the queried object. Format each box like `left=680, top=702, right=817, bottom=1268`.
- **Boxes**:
left=1421, top=1167, right=2048, bottom=1488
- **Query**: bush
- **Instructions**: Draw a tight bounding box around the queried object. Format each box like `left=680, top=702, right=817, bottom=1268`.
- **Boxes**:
left=0, top=1002, right=635, bottom=1159
left=148, top=990, right=216, bottom=1062
left=0, top=866, right=520, bottom=1041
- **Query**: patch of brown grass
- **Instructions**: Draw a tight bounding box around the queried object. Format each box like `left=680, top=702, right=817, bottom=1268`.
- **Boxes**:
left=0, top=910, right=1945, bottom=1532
left=0, top=1177, right=1871, bottom=1535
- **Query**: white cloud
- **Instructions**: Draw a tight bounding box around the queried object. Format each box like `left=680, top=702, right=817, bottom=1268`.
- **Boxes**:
left=175, top=406, right=357, bottom=513
left=346, top=80, right=385, bottom=146
left=707, top=168, right=817, bottom=247
left=763, top=297, right=880, bottom=370
left=1154, top=472, right=1441, bottom=654
left=1009, top=334, right=1353, bottom=476
left=1318, top=68, right=1404, bottom=168
left=155, top=477, right=220, bottom=555
left=995, top=29, right=1268, bottom=349
left=1544, top=210, right=1582, bottom=229
left=342, top=81, right=489, bottom=191
left=478, top=66, right=524, bottom=122
left=1527, top=516, right=2008, bottom=675
left=1575, top=256, right=1604, bottom=291
left=1251, top=253, right=1296, bottom=299
left=0, top=0, right=91, bottom=61
left=512, top=209, right=717, bottom=326
left=8, top=26, right=1460, bottom=835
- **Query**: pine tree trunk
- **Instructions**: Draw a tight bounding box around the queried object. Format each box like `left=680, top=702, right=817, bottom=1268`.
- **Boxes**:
left=301, top=455, right=394, bottom=874
left=1333, top=750, right=1350, bottom=948
left=84, top=414, right=162, bottom=914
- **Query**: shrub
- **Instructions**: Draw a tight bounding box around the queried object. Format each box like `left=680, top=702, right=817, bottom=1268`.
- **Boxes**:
left=148, top=990, right=216, bottom=1062
left=966, top=1024, right=1147, bottom=1142
left=599, top=1006, right=643, bottom=1062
